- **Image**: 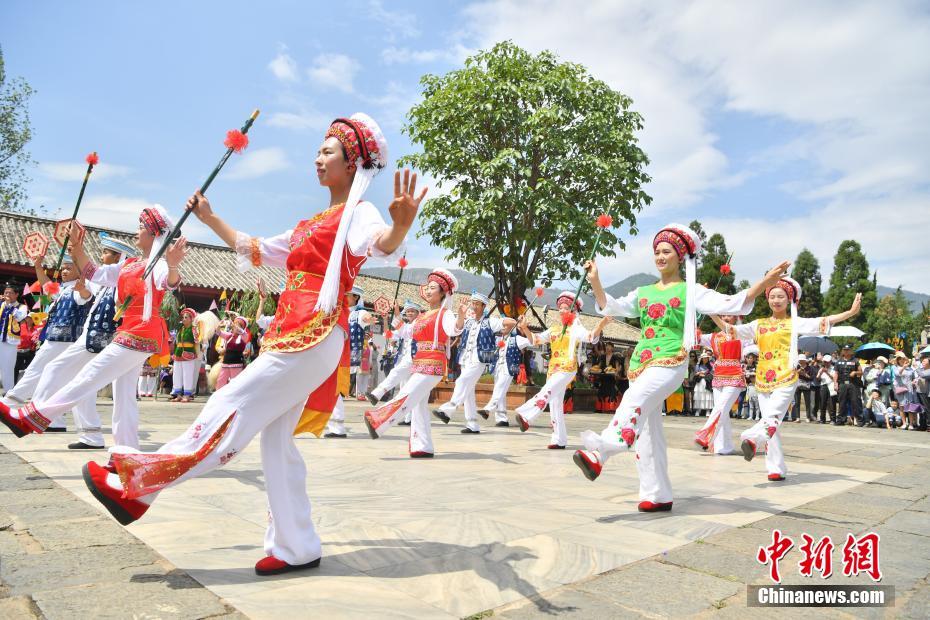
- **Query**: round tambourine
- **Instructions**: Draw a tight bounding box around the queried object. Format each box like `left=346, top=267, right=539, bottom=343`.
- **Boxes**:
left=53, top=218, right=86, bottom=247
left=22, top=232, right=50, bottom=261
left=373, top=295, right=392, bottom=315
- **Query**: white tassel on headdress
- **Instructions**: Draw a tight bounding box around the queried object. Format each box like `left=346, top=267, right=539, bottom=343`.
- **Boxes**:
left=683, top=254, right=698, bottom=350
left=789, top=300, right=799, bottom=368
left=314, top=113, right=388, bottom=314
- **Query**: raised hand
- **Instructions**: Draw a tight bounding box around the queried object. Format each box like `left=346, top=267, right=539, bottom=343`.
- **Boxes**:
left=165, top=236, right=189, bottom=268
left=185, top=191, right=213, bottom=222
left=388, top=169, right=427, bottom=230
left=850, top=292, right=862, bottom=316
left=584, top=259, right=600, bottom=285
left=763, top=261, right=791, bottom=285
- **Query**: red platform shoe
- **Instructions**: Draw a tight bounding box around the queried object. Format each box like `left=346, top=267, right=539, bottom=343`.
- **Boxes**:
left=82, top=461, right=149, bottom=525
left=516, top=414, right=530, bottom=432
left=255, top=555, right=321, bottom=576
left=638, top=500, right=673, bottom=512
left=572, top=450, right=602, bottom=481
left=741, top=439, right=756, bottom=462
left=409, top=451, right=434, bottom=459
left=767, top=473, right=785, bottom=481
left=0, top=403, right=35, bottom=438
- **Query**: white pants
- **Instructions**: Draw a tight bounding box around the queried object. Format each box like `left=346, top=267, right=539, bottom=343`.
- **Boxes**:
left=21, top=342, right=149, bottom=442
left=6, top=340, right=73, bottom=429
left=355, top=373, right=370, bottom=397
left=30, top=338, right=139, bottom=448
left=696, top=386, right=742, bottom=454
left=138, top=374, right=157, bottom=396
left=371, top=359, right=411, bottom=401
left=740, top=384, right=795, bottom=476
left=367, top=372, right=443, bottom=454
left=110, top=330, right=344, bottom=566
left=581, top=364, right=687, bottom=503
left=0, top=342, right=17, bottom=393
left=516, top=371, right=574, bottom=447
left=326, top=395, right=346, bottom=435
left=439, top=362, right=485, bottom=431
left=483, top=363, right=515, bottom=423
left=172, top=360, right=198, bottom=396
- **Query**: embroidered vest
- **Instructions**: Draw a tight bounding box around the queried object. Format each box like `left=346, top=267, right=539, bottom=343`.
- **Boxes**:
left=86, top=287, right=118, bottom=353
left=0, top=302, right=22, bottom=343
left=629, top=282, right=688, bottom=381
left=261, top=204, right=367, bottom=354
left=755, top=318, right=795, bottom=393
left=411, top=308, right=449, bottom=376
left=710, top=330, right=745, bottom=389
left=112, top=258, right=169, bottom=354
left=45, top=283, right=90, bottom=343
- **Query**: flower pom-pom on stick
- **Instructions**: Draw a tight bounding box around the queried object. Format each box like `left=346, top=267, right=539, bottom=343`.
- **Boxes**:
left=54, top=151, right=100, bottom=275
left=497, top=340, right=507, bottom=348
left=223, top=130, right=249, bottom=154
left=561, top=312, right=575, bottom=327
left=534, top=286, right=545, bottom=299
left=384, top=330, right=393, bottom=340
left=719, top=263, right=731, bottom=275
left=562, top=212, right=615, bottom=335
left=388, top=253, right=409, bottom=325
left=42, top=281, right=60, bottom=296
left=139, top=109, right=259, bottom=282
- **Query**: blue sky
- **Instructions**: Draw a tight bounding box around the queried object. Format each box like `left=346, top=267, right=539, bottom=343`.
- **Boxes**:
left=3, top=1, right=928, bottom=293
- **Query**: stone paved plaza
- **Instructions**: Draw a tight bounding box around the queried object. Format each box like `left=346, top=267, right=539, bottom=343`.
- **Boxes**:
left=2, top=397, right=929, bottom=619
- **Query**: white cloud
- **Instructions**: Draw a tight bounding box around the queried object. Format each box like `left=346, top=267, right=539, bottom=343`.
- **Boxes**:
left=381, top=45, right=471, bottom=65
left=460, top=0, right=930, bottom=211
left=267, top=111, right=328, bottom=132
left=368, top=0, right=420, bottom=40
left=268, top=50, right=299, bottom=82
left=225, top=147, right=291, bottom=180
left=306, top=53, right=360, bottom=94
left=39, top=162, right=132, bottom=183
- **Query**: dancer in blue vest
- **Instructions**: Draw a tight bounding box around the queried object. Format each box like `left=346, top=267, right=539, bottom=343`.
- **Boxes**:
left=3, top=253, right=91, bottom=420
left=433, top=292, right=515, bottom=433
left=0, top=283, right=29, bottom=394
left=480, top=327, right=531, bottom=426
left=25, top=232, right=140, bottom=449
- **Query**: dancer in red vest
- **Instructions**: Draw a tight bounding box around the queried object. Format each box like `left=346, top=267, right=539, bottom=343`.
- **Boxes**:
left=692, top=316, right=753, bottom=454
left=1, top=206, right=185, bottom=440
left=73, top=113, right=421, bottom=577
left=363, top=268, right=466, bottom=457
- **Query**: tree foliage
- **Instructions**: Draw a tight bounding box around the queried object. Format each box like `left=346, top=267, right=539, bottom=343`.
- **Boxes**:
left=400, top=41, right=651, bottom=315
left=0, top=46, right=36, bottom=213
left=823, top=240, right=876, bottom=329
left=790, top=248, right=823, bottom=318
left=867, top=288, right=922, bottom=348
left=688, top=220, right=708, bottom=266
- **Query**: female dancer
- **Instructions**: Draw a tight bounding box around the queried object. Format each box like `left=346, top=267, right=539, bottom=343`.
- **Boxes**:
left=574, top=223, right=789, bottom=512
left=215, top=314, right=250, bottom=390
left=364, top=268, right=465, bottom=457
left=514, top=292, right=610, bottom=449
left=72, top=113, right=422, bottom=577
left=692, top=315, right=752, bottom=454
left=716, top=278, right=860, bottom=480
left=1, top=205, right=186, bottom=440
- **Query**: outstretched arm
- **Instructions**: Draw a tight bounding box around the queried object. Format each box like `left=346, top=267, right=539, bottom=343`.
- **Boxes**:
left=744, top=260, right=792, bottom=301
left=825, top=293, right=862, bottom=326
left=375, top=170, right=426, bottom=255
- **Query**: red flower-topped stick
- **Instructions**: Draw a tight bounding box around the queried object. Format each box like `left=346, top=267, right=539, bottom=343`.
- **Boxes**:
left=388, top=254, right=409, bottom=326
left=561, top=213, right=613, bottom=336
left=142, top=109, right=260, bottom=280
left=53, top=151, right=99, bottom=276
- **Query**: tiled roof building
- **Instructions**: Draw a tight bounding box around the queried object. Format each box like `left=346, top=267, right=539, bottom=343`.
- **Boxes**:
left=0, top=211, right=639, bottom=344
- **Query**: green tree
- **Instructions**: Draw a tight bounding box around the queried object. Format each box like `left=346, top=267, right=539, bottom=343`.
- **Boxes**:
left=790, top=249, right=823, bottom=318
left=823, top=240, right=876, bottom=329
left=401, top=41, right=651, bottom=315
left=694, top=232, right=735, bottom=332
left=0, top=46, right=35, bottom=212
left=867, top=288, right=922, bottom=346
left=737, top=277, right=769, bottom=322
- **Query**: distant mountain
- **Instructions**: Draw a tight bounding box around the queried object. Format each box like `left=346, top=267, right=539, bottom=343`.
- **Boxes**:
left=876, top=285, right=930, bottom=314
left=604, top=273, right=656, bottom=299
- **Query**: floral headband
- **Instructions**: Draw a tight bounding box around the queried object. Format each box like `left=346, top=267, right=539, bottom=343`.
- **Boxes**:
left=766, top=279, right=800, bottom=303
left=653, top=227, right=696, bottom=261
left=140, top=208, right=169, bottom=236
left=326, top=117, right=380, bottom=171
left=427, top=271, right=455, bottom=294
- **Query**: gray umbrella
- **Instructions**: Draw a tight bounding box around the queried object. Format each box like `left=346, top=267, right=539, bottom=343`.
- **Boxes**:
left=798, top=335, right=838, bottom=355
